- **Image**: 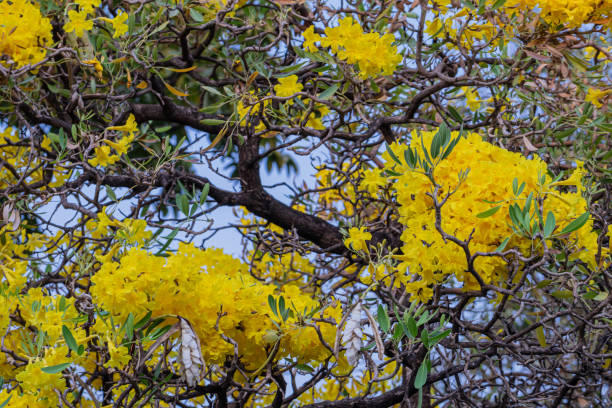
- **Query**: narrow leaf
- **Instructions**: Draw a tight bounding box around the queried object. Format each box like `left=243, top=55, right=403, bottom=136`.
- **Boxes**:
left=41, top=362, right=71, bottom=374
left=318, top=83, right=340, bottom=100
left=558, top=212, right=590, bottom=236
left=476, top=205, right=501, bottom=218
left=376, top=305, right=390, bottom=333
left=414, top=361, right=429, bottom=389
left=62, top=325, right=78, bottom=353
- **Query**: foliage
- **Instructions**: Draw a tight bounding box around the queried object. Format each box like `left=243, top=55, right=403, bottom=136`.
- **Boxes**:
left=0, top=0, right=610, bottom=407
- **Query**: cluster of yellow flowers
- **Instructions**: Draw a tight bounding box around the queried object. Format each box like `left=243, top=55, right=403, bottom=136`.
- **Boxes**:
left=236, top=75, right=329, bottom=133
left=302, top=17, right=402, bottom=79
left=64, top=0, right=128, bottom=39
left=0, top=127, right=71, bottom=189
left=379, top=130, right=606, bottom=302
left=0, top=202, right=342, bottom=406
left=91, top=243, right=340, bottom=367
left=510, top=0, right=612, bottom=28
left=0, top=0, right=52, bottom=67
left=89, top=114, right=138, bottom=167
left=432, top=0, right=611, bottom=31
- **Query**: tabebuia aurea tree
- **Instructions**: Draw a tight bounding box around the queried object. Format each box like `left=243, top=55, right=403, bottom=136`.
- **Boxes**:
left=0, top=0, right=610, bottom=406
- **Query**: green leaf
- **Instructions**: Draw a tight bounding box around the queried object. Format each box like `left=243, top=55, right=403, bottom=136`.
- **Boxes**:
left=377, top=305, right=391, bottom=333
left=105, top=185, right=117, bottom=202
left=189, top=8, right=204, bottom=22
left=268, top=295, right=278, bottom=317
left=296, top=363, right=314, bottom=373
left=447, top=105, right=463, bottom=123
left=125, top=313, right=135, bottom=341
left=392, top=324, right=404, bottom=342
left=416, top=310, right=433, bottom=326
left=62, top=325, right=78, bottom=353
left=476, top=205, right=501, bottom=218
left=536, top=279, right=552, bottom=289
left=551, top=290, right=573, bottom=299
left=535, top=325, right=547, bottom=347
left=557, top=212, right=590, bottom=236
left=135, top=311, right=152, bottom=330
left=150, top=325, right=173, bottom=340
left=0, top=394, right=12, bottom=408
left=517, top=181, right=526, bottom=197
left=414, top=360, right=429, bottom=389
left=495, top=237, right=510, bottom=252
left=41, top=362, right=71, bottom=374
left=406, top=316, right=418, bottom=338
left=544, top=212, right=556, bottom=237
left=512, top=178, right=518, bottom=195
left=404, top=147, right=417, bottom=168
left=420, top=329, right=429, bottom=348
left=428, top=328, right=451, bottom=347
left=155, top=228, right=179, bottom=255
left=386, top=144, right=402, bottom=165
left=176, top=194, right=190, bottom=216
left=318, top=83, right=340, bottom=100
left=200, top=118, right=227, bottom=126
left=491, top=0, right=507, bottom=10
left=200, top=183, right=210, bottom=206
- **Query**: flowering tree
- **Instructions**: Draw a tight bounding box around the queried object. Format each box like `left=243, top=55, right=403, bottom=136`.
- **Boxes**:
left=0, top=0, right=611, bottom=406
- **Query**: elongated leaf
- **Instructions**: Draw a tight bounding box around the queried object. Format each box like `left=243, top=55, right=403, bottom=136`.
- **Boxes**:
left=201, top=126, right=228, bottom=153
left=125, top=313, right=135, bottom=341
left=62, top=325, right=78, bottom=353
left=406, top=316, right=418, bottom=338
left=377, top=305, right=390, bottom=333
left=164, top=81, right=189, bottom=97
left=200, top=118, right=226, bottom=126
left=386, top=144, right=402, bottom=165
left=558, top=212, right=590, bottom=236
left=544, top=212, right=556, bottom=237
left=318, top=83, right=340, bottom=100
left=163, top=66, right=197, bottom=73
left=495, top=237, right=510, bottom=252
left=268, top=295, right=278, bottom=317
left=414, top=361, right=429, bottom=389
left=135, top=310, right=153, bottom=331
left=41, top=362, right=71, bottom=374
left=0, top=394, right=12, bottom=408
left=476, top=205, right=501, bottom=218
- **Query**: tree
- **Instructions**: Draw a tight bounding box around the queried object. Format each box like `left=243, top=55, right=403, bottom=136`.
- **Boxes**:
left=0, top=0, right=610, bottom=406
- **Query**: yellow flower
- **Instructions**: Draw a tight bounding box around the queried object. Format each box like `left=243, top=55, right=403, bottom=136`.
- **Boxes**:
left=88, top=145, right=120, bottom=167
left=104, top=135, right=133, bottom=156
left=99, top=10, right=129, bottom=38
left=106, top=114, right=139, bottom=137
left=106, top=337, right=131, bottom=369
left=462, top=87, right=481, bottom=111
left=76, top=0, right=101, bottom=13
left=0, top=0, right=53, bottom=67
left=274, top=75, right=303, bottom=97
left=82, top=57, right=103, bottom=80
left=425, top=18, right=443, bottom=37
left=344, top=227, right=372, bottom=252
left=584, top=87, right=610, bottom=108
left=302, top=25, right=322, bottom=52
left=64, top=10, right=93, bottom=38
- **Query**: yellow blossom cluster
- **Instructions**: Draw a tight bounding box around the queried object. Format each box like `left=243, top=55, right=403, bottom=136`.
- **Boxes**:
left=509, top=0, right=612, bottom=28
left=302, top=18, right=402, bottom=79
left=0, top=0, right=52, bottom=67
left=90, top=243, right=340, bottom=367
left=236, top=75, right=330, bottom=133
left=0, top=127, right=71, bottom=189
left=89, top=114, right=138, bottom=167
left=379, top=131, right=606, bottom=302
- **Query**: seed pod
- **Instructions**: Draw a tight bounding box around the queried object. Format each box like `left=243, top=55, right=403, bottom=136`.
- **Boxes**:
left=178, top=317, right=205, bottom=387
left=341, top=302, right=363, bottom=366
